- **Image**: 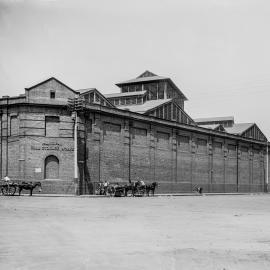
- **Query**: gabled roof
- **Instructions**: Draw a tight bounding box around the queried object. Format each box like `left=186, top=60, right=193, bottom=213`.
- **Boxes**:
left=194, top=116, right=234, bottom=123
left=199, top=124, right=226, bottom=131
left=77, top=88, right=96, bottom=94
left=116, top=71, right=188, bottom=101
left=78, top=88, right=115, bottom=108
left=25, top=77, right=78, bottom=93
left=119, top=99, right=172, bottom=113
left=137, top=70, right=157, bottom=78
left=105, top=91, right=147, bottom=98
left=225, top=123, right=254, bottom=135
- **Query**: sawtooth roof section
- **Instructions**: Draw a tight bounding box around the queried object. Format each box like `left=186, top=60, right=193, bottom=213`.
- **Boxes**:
left=194, top=116, right=234, bottom=123
left=225, top=123, right=254, bottom=135
left=104, top=91, right=147, bottom=98
left=115, top=71, right=188, bottom=101
left=119, top=99, right=172, bottom=113
left=25, top=77, right=78, bottom=93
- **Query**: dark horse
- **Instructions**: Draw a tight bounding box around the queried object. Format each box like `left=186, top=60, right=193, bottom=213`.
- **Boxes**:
left=145, top=182, right=158, bottom=196
left=124, top=182, right=135, bottom=196
left=18, top=182, right=42, bottom=196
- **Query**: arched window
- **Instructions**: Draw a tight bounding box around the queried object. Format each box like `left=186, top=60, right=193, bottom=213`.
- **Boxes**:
left=44, top=155, right=59, bottom=179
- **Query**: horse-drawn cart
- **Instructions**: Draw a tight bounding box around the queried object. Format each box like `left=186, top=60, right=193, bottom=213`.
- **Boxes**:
left=0, top=181, right=42, bottom=196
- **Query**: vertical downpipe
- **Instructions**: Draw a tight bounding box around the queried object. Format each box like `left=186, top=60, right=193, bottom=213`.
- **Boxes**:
left=236, top=143, right=239, bottom=193
left=128, top=120, right=131, bottom=183
left=266, top=141, right=269, bottom=192
left=6, top=97, right=9, bottom=176
left=74, top=110, right=78, bottom=195
left=0, top=110, right=2, bottom=179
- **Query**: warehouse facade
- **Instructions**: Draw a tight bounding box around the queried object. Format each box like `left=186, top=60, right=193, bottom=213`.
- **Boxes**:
left=0, top=72, right=268, bottom=194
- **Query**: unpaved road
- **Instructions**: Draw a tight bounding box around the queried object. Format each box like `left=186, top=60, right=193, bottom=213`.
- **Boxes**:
left=1, top=194, right=270, bottom=270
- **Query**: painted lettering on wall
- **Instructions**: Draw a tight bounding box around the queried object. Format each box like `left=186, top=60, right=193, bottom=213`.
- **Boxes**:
left=31, top=143, right=74, bottom=152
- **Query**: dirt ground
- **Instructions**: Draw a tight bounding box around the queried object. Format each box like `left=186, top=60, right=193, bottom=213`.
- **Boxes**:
left=1, top=194, right=270, bottom=270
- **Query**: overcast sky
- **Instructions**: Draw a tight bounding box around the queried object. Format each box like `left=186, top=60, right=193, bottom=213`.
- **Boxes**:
left=0, top=0, right=270, bottom=138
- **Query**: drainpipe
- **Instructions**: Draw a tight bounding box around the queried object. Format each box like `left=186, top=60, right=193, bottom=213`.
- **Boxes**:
left=74, top=110, right=78, bottom=195
left=236, top=143, right=239, bottom=193
left=0, top=110, right=2, bottom=179
left=266, top=141, right=269, bottom=192
left=4, top=96, right=9, bottom=176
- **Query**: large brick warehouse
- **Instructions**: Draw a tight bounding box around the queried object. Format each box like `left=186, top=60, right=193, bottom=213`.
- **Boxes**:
left=0, top=71, right=268, bottom=194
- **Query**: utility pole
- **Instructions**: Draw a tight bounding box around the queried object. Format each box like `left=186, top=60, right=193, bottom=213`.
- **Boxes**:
left=67, top=97, right=84, bottom=195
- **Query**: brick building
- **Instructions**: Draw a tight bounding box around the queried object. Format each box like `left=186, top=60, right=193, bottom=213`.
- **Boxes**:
left=0, top=72, right=268, bottom=194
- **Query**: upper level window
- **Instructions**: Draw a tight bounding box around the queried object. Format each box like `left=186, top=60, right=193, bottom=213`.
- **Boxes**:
left=50, top=91, right=56, bottom=99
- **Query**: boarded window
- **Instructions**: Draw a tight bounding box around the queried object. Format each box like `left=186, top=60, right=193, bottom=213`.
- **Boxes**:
left=45, top=116, right=59, bottom=137
left=228, top=144, right=237, bottom=157
left=197, top=139, right=207, bottom=154
left=132, top=127, right=147, bottom=144
left=10, top=115, right=18, bottom=136
left=157, top=131, right=169, bottom=147
left=178, top=135, right=190, bottom=152
left=104, top=122, right=121, bottom=137
left=241, top=146, right=249, bottom=158
left=213, top=141, right=222, bottom=155
left=44, top=155, right=59, bottom=179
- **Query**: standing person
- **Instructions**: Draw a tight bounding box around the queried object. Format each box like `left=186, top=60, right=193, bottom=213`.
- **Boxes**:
left=103, top=180, right=109, bottom=195
left=3, top=175, right=11, bottom=190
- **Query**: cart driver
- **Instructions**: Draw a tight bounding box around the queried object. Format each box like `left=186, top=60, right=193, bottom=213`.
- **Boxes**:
left=3, top=175, right=10, bottom=183
left=104, top=180, right=109, bottom=195
left=140, top=180, right=145, bottom=187
left=3, top=175, right=11, bottom=189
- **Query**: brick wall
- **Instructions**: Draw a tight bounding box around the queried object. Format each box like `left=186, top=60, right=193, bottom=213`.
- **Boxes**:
left=79, top=111, right=267, bottom=194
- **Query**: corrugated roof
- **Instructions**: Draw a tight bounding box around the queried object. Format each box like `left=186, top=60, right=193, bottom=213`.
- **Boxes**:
left=104, top=91, right=146, bottom=98
left=119, top=99, right=172, bottom=113
left=225, top=123, right=254, bottom=135
left=194, top=116, right=234, bottom=123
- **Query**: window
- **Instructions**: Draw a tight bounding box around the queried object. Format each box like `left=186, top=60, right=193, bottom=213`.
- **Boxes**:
left=45, top=116, right=59, bottom=137
left=50, top=91, right=55, bottom=99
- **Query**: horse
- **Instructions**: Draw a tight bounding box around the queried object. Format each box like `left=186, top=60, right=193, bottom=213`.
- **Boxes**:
left=145, top=182, right=158, bottom=196
left=124, top=182, right=135, bottom=196
left=18, top=181, right=42, bottom=196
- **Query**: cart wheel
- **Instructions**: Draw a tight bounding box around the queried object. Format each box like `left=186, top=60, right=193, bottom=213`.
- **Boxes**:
left=8, top=186, right=16, bottom=196
left=1, top=186, right=8, bottom=196
left=108, top=186, right=115, bottom=197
